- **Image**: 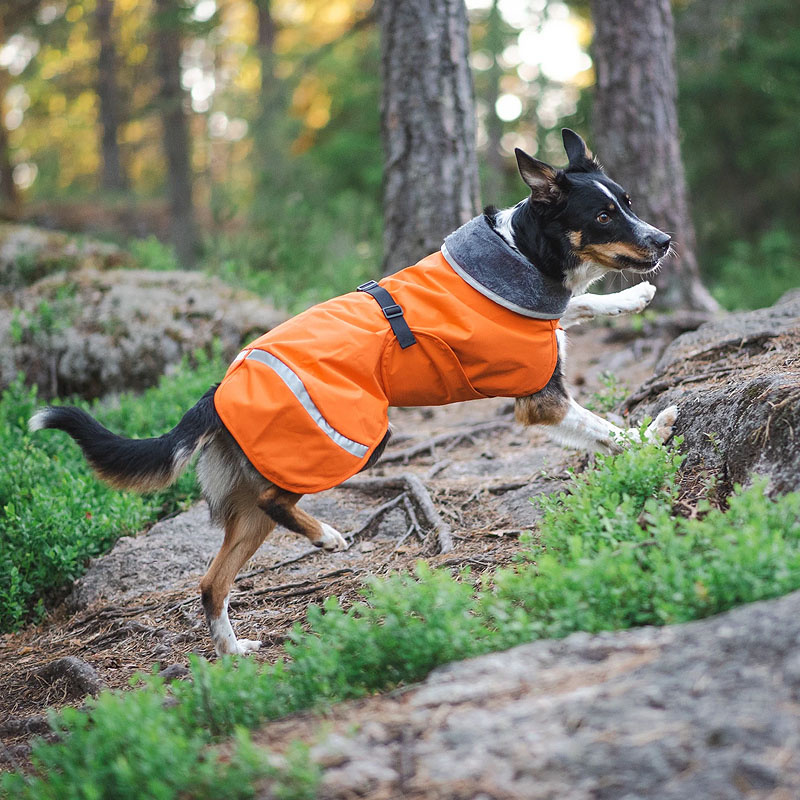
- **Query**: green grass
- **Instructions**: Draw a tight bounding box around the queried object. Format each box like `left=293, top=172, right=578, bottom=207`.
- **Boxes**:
left=5, top=433, right=800, bottom=799
left=0, top=346, right=225, bottom=631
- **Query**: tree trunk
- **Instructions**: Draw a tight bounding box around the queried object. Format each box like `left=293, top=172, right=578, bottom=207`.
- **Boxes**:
left=0, top=72, right=19, bottom=218
left=153, top=0, right=199, bottom=267
left=482, top=0, right=506, bottom=203
left=379, top=0, right=480, bottom=275
left=590, top=0, right=718, bottom=312
left=95, top=0, right=129, bottom=193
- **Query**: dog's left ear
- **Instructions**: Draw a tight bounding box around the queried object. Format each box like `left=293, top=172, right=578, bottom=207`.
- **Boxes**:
left=562, top=128, right=596, bottom=171
left=515, top=148, right=563, bottom=204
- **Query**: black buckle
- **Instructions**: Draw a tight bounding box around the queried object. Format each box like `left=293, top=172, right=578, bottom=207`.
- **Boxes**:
left=357, top=280, right=379, bottom=292
left=382, top=304, right=403, bottom=319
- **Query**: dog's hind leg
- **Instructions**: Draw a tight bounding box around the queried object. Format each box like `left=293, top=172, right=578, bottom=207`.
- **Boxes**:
left=257, top=487, right=349, bottom=552
left=200, top=497, right=275, bottom=656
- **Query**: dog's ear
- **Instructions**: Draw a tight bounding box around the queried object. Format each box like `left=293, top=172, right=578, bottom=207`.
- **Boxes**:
left=515, top=148, right=562, bottom=204
left=562, top=128, right=598, bottom=172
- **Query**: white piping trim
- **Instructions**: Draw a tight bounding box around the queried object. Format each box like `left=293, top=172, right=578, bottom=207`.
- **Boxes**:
left=245, top=350, right=369, bottom=459
left=441, top=243, right=564, bottom=320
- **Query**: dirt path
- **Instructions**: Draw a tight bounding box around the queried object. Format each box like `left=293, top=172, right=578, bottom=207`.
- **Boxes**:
left=0, top=322, right=666, bottom=763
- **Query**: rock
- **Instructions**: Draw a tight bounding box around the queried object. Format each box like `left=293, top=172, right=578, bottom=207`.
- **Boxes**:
left=68, top=503, right=224, bottom=609
left=624, top=290, right=800, bottom=496
left=257, top=591, right=800, bottom=799
left=0, top=265, right=286, bottom=399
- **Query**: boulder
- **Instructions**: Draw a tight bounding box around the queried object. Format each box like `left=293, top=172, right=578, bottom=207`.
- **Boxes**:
left=0, top=257, right=286, bottom=399
left=624, top=290, right=800, bottom=496
left=255, top=590, right=800, bottom=799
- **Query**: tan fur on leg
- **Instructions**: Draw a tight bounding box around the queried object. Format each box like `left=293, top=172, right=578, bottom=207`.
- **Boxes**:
left=199, top=499, right=275, bottom=656
left=257, top=487, right=348, bottom=551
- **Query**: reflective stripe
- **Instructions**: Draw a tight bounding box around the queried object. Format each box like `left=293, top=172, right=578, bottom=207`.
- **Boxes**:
left=245, top=349, right=369, bottom=459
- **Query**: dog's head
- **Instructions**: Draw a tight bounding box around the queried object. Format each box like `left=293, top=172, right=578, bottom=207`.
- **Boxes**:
left=501, top=129, right=671, bottom=289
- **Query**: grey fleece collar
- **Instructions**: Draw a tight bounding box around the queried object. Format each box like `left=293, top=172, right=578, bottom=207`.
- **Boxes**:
left=441, top=214, right=571, bottom=320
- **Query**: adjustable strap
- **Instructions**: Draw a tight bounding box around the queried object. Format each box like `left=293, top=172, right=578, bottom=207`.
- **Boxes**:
left=357, top=280, right=417, bottom=349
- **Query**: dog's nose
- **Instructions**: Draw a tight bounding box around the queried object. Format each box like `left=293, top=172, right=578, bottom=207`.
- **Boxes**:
left=650, top=231, right=671, bottom=255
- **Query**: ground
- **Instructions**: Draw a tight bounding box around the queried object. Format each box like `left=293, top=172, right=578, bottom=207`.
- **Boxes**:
left=0, top=321, right=668, bottom=763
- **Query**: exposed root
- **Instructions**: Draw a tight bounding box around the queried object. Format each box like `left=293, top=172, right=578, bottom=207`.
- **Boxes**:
left=32, top=656, right=106, bottom=698
left=379, top=421, right=511, bottom=465
left=342, top=473, right=454, bottom=553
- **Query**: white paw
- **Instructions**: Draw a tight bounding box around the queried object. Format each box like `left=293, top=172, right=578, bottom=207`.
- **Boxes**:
left=319, top=523, right=349, bottom=552
left=645, top=405, right=679, bottom=443
left=617, top=281, right=656, bottom=314
left=234, top=638, right=262, bottom=655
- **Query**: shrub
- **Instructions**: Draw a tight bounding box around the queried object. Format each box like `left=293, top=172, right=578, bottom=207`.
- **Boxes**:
left=0, top=346, right=224, bottom=631
left=6, top=435, right=800, bottom=799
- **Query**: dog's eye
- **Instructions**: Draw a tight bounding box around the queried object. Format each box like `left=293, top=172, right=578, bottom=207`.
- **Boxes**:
left=596, top=211, right=611, bottom=224
left=624, top=195, right=633, bottom=208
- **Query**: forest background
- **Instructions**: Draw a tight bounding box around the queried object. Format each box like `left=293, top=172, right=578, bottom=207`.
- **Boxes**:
left=0, top=0, right=798, bottom=313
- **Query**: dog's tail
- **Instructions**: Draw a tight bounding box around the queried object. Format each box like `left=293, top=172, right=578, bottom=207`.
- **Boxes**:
left=29, top=385, right=222, bottom=492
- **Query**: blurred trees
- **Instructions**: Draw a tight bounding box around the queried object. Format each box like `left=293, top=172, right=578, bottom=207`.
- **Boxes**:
left=94, top=0, right=129, bottom=192
left=590, top=0, right=717, bottom=312
left=153, top=0, right=199, bottom=266
left=379, top=0, right=479, bottom=274
left=676, top=0, right=800, bottom=303
left=0, top=0, right=796, bottom=308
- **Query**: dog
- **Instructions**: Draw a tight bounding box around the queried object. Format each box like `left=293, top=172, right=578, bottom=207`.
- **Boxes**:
left=30, top=129, right=678, bottom=656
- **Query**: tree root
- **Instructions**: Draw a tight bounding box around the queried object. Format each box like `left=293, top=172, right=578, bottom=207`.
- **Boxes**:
left=379, top=420, right=511, bottom=464
left=342, top=473, right=454, bottom=553
left=32, top=656, right=106, bottom=698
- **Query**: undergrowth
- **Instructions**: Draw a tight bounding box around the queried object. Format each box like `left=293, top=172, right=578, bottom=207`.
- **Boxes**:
left=5, top=433, right=800, bottom=799
left=0, top=346, right=225, bottom=631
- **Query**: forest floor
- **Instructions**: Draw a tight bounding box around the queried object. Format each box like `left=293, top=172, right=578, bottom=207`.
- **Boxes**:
left=0, top=320, right=669, bottom=763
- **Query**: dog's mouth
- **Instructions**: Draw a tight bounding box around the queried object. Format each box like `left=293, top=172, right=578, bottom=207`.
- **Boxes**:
left=613, top=253, right=663, bottom=273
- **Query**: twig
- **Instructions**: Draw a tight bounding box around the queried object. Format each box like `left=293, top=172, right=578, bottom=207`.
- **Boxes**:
left=247, top=567, right=355, bottom=598
left=379, top=421, right=511, bottom=464
left=342, top=473, right=453, bottom=553
left=426, top=459, right=452, bottom=479
left=347, top=492, right=407, bottom=541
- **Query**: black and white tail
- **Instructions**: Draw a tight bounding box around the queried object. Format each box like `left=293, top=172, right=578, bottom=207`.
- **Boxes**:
left=29, top=386, right=221, bottom=492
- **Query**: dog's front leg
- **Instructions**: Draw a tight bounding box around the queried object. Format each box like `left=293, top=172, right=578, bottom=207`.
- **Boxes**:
left=560, top=281, right=656, bottom=329
left=516, top=328, right=677, bottom=453
left=545, top=397, right=678, bottom=453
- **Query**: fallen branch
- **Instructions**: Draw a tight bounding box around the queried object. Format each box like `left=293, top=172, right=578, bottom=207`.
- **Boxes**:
left=247, top=567, right=355, bottom=598
left=342, top=473, right=453, bottom=553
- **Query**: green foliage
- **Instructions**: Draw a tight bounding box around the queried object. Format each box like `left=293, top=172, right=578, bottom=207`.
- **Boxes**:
left=582, top=370, right=631, bottom=414
left=209, top=189, right=381, bottom=313
left=5, top=434, right=800, bottom=797
left=126, top=235, right=181, bottom=272
left=0, top=679, right=319, bottom=800
left=0, top=347, right=224, bottom=632
left=711, top=228, right=800, bottom=309
left=676, top=0, right=800, bottom=303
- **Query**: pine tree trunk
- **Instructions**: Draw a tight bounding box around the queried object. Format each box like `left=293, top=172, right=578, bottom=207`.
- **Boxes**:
left=590, top=0, right=718, bottom=312
left=380, top=0, right=480, bottom=275
left=153, top=0, right=199, bottom=267
left=0, top=71, right=19, bottom=218
left=95, top=0, right=129, bottom=193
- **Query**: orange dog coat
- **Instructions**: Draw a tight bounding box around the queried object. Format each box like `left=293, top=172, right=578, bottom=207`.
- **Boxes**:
left=214, top=250, right=560, bottom=493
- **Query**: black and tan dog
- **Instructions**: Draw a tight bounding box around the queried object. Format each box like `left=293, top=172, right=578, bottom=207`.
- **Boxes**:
left=31, top=130, right=678, bottom=656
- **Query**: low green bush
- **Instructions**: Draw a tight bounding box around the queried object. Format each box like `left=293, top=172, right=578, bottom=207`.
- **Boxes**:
left=6, top=434, right=800, bottom=800
left=0, top=347, right=224, bottom=631
left=711, top=228, right=800, bottom=310
left=0, top=678, right=319, bottom=800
